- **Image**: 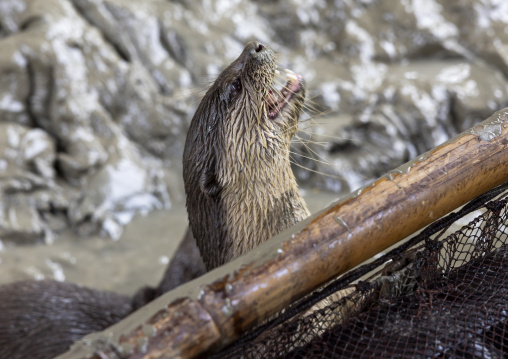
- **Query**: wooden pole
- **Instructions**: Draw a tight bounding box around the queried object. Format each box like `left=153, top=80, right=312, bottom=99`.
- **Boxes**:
left=57, top=108, right=508, bottom=359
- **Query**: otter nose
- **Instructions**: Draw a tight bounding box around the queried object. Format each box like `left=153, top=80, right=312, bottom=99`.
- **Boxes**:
left=242, top=41, right=273, bottom=62
left=246, top=41, right=267, bottom=55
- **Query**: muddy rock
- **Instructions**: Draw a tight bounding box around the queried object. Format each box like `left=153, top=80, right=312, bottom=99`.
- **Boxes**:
left=0, top=123, right=60, bottom=242
left=284, top=0, right=508, bottom=192
left=0, top=0, right=188, bottom=241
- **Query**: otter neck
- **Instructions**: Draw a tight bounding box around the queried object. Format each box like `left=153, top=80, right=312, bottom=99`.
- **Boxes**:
left=217, top=144, right=309, bottom=266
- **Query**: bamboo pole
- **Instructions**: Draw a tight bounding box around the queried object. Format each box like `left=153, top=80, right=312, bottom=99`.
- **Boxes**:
left=57, top=108, right=508, bottom=359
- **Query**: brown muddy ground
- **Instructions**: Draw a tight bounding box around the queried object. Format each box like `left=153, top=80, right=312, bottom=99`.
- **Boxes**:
left=0, top=0, right=507, bottom=296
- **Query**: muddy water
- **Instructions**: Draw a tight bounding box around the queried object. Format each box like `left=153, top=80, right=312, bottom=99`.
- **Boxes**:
left=0, top=206, right=185, bottom=295
left=0, top=189, right=335, bottom=295
left=1, top=0, right=508, bottom=295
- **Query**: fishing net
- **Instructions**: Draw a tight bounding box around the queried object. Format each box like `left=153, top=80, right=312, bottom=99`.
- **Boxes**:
left=213, top=182, right=508, bottom=358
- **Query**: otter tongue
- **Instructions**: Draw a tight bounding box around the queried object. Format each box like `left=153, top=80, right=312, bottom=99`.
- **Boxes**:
left=266, top=90, right=279, bottom=106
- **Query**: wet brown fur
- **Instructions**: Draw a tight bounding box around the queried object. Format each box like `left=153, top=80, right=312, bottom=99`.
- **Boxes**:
left=0, top=280, right=131, bottom=359
left=184, top=42, right=310, bottom=270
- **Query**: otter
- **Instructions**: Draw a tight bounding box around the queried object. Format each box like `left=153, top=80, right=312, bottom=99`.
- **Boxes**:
left=0, top=41, right=310, bottom=358
left=131, top=227, right=206, bottom=310
left=0, top=280, right=131, bottom=359
left=184, top=41, right=310, bottom=270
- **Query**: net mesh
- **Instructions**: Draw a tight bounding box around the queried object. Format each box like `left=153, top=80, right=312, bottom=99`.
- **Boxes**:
left=213, top=182, right=508, bottom=358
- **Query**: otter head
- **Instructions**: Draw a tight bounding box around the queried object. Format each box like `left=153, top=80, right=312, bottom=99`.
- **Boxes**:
left=183, top=42, right=309, bottom=270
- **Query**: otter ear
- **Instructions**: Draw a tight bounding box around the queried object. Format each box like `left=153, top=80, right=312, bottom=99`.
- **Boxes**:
left=200, top=157, right=221, bottom=197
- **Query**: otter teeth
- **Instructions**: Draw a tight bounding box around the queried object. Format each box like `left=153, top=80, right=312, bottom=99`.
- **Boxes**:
left=284, top=69, right=298, bottom=83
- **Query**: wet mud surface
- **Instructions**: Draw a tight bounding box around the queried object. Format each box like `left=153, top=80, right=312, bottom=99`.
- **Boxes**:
left=0, top=0, right=507, bottom=294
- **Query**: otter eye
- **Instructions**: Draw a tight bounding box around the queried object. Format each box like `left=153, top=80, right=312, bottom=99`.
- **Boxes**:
left=230, top=78, right=242, bottom=98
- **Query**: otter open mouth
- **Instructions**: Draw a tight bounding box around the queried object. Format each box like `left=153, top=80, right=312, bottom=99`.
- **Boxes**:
left=266, top=69, right=302, bottom=120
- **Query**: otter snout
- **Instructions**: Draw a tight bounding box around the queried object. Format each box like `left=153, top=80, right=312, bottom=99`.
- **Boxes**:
left=244, top=41, right=274, bottom=64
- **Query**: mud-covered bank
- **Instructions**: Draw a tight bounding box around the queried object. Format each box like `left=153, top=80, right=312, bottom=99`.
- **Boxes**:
left=0, top=0, right=507, bottom=293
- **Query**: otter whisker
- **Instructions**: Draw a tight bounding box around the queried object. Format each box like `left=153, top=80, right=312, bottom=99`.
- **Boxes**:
left=266, top=143, right=334, bottom=173
left=296, top=130, right=362, bottom=144
left=292, top=139, right=344, bottom=170
left=169, top=85, right=210, bottom=103
left=289, top=149, right=337, bottom=168
left=292, top=142, right=372, bottom=182
left=292, top=137, right=329, bottom=147
left=300, top=102, right=332, bottom=117
left=288, top=154, right=348, bottom=181
left=298, top=100, right=331, bottom=119
left=292, top=141, right=336, bottom=167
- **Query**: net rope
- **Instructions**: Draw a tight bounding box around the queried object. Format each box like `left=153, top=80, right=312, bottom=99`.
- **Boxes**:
left=213, top=182, right=508, bottom=358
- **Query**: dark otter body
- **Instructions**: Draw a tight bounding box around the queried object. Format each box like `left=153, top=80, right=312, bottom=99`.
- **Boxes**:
left=132, top=227, right=206, bottom=310
left=0, top=280, right=131, bottom=359
left=0, top=42, right=309, bottom=358
left=184, top=42, right=310, bottom=270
